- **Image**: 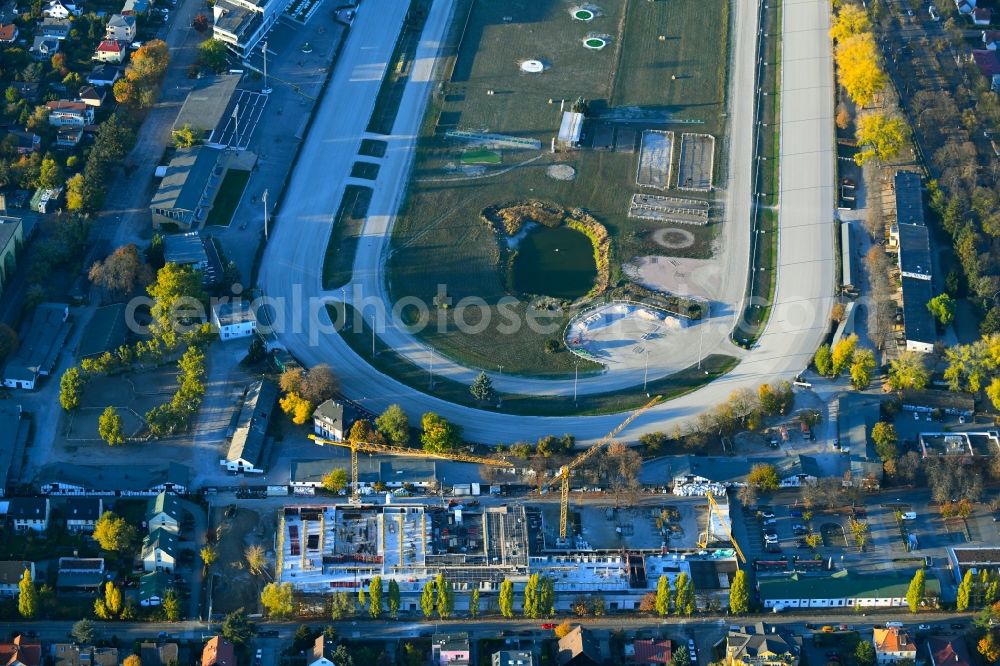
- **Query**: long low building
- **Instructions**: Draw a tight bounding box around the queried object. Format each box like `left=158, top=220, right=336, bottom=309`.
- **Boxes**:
left=3, top=303, right=71, bottom=389
left=36, top=463, right=191, bottom=496
left=758, top=570, right=940, bottom=610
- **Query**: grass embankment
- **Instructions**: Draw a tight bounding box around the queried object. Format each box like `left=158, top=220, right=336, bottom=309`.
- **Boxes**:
left=321, top=185, right=372, bottom=290
left=366, top=0, right=430, bottom=135
left=330, top=304, right=738, bottom=417
left=205, top=169, right=251, bottom=227
left=733, top=0, right=781, bottom=347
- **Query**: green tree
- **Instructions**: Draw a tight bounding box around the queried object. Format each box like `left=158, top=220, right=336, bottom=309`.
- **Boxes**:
left=369, top=576, right=383, bottom=618
left=172, top=123, right=196, bottom=148
left=375, top=403, right=409, bottom=444
left=906, top=569, right=925, bottom=613
left=98, top=406, right=126, bottom=446
left=522, top=573, right=539, bottom=618
left=855, top=111, right=908, bottom=164
left=322, top=468, right=348, bottom=494
left=357, top=587, right=366, bottom=613
left=261, top=582, right=295, bottom=618
left=388, top=579, right=401, bottom=618
left=957, top=570, right=974, bottom=611
left=221, top=608, right=255, bottom=645
left=814, top=344, right=833, bottom=375
left=499, top=579, right=514, bottom=618
left=71, top=619, right=97, bottom=644
left=871, top=422, right=898, bottom=462
left=147, top=262, right=207, bottom=348
left=330, top=591, right=353, bottom=620
left=59, top=367, right=84, bottom=410
left=888, top=352, right=930, bottom=391
left=420, top=581, right=435, bottom=618
left=17, top=568, right=36, bottom=619
left=421, top=412, right=462, bottom=453
left=927, top=293, right=956, bottom=326
left=855, top=640, right=876, bottom=666
left=104, top=581, right=122, bottom=616
left=436, top=573, right=453, bottom=619
left=674, top=572, right=695, bottom=616
left=540, top=576, right=555, bottom=617
left=200, top=545, right=218, bottom=568
left=655, top=574, right=671, bottom=616
left=469, top=588, right=480, bottom=618
left=470, top=371, right=495, bottom=402
left=163, top=588, right=181, bottom=621
left=850, top=348, right=877, bottom=390
left=198, top=38, right=229, bottom=73
left=93, top=511, right=136, bottom=552
left=747, top=463, right=780, bottom=491
left=730, top=570, right=751, bottom=614
left=672, top=647, right=691, bottom=666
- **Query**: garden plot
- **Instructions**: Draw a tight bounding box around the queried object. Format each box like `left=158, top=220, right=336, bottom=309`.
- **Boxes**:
left=677, top=133, right=715, bottom=191
left=628, top=194, right=709, bottom=226
left=636, top=130, right=674, bottom=189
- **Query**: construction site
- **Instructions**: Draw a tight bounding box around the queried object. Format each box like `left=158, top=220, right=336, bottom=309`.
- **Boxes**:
left=275, top=499, right=740, bottom=612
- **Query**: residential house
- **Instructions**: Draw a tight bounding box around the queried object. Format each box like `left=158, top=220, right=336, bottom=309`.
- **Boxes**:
left=56, top=557, right=105, bottom=592
left=40, top=17, right=71, bottom=39
left=927, top=636, right=972, bottom=666
left=105, top=13, right=136, bottom=42
left=626, top=640, right=671, bottom=666
left=0, top=636, right=42, bottom=666
left=121, top=0, right=150, bottom=15
left=62, top=496, right=102, bottom=532
left=972, top=49, right=1000, bottom=90
left=872, top=628, right=917, bottom=665
left=93, top=39, right=126, bottom=63
left=983, top=29, right=1000, bottom=49
left=0, top=561, right=33, bottom=597
left=87, top=64, right=122, bottom=87
left=141, top=527, right=178, bottom=572
left=956, top=0, right=976, bottom=14
left=78, top=85, right=106, bottom=108
left=146, top=491, right=182, bottom=533
left=139, top=643, right=179, bottom=666
left=974, top=7, right=992, bottom=24
left=4, top=129, right=40, bottom=155
left=8, top=497, right=50, bottom=532
left=309, top=637, right=344, bottom=666
left=2, top=303, right=71, bottom=390
left=30, top=186, right=63, bottom=212
left=757, top=570, right=941, bottom=610
left=212, top=300, right=256, bottom=340
left=41, top=0, right=75, bottom=18
left=557, top=627, right=604, bottom=666
left=30, top=35, right=60, bottom=60
left=202, top=637, right=236, bottom=666
left=493, top=651, right=533, bottom=666
left=52, top=644, right=118, bottom=666
left=313, top=399, right=346, bottom=441
left=139, top=570, right=170, bottom=606
left=222, top=379, right=278, bottom=473
left=46, top=100, right=94, bottom=127
left=0, top=23, right=18, bottom=43
left=57, top=128, right=84, bottom=147
left=432, top=634, right=470, bottom=666
left=726, top=624, right=800, bottom=666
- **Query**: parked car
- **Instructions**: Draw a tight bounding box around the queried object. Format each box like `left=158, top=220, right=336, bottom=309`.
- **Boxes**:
left=918, top=624, right=931, bottom=631
left=541, top=623, right=556, bottom=630
left=793, top=524, right=808, bottom=534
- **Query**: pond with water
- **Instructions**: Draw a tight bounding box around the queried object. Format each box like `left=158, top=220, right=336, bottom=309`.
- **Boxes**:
left=511, top=225, right=596, bottom=299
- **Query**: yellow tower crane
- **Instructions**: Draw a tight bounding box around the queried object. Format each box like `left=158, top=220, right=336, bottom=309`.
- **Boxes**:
left=308, top=434, right=514, bottom=500
left=543, top=395, right=663, bottom=546
left=698, top=491, right=746, bottom=563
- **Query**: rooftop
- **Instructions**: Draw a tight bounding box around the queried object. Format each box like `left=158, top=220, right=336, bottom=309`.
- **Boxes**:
left=213, top=0, right=260, bottom=38
left=757, top=570, right=941, bottom=601
left=163, top=231, right=209, bottom=266
left=897, top=223, right=932, bottom=277
left=172, top=74, right=242, bottom=136
left=0, top=401, right=23, bottom=494
left=62, top=497, right=102, bottom=522
left=225, top=380, right=278, bottom=467
left=213, top=300, right=255, bottom=327
left=36, top=461, right=191, bottom=493
left=0, top=561, right=31, bottom=586
left=873, top=628, right=916, bottom=654
left=77, top=303, right=127, bottom=359
left=927, top=636, right=972, bottom=666
left=901, top=277, right=936, bottom=345
left=894, top=171, right=924, bottom=226
left=4, top=303, right=70, bottom=384
left=150, top=145, right=224, bottom=216
left=8, top=497, right=47, bottom=520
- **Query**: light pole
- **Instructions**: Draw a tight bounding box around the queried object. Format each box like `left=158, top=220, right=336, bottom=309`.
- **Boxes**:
left=262, top=40, right=272, bottom=94
left=573, top=362, right=578, bottom=404
left=643, top=348, right=649, bottom=393
left=262, top=188, right=269, bottom=240
left=370, top=313, right=375, bottom=357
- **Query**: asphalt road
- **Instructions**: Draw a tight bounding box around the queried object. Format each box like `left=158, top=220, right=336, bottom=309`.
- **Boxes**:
left=259, top=0, right=836, bottom=443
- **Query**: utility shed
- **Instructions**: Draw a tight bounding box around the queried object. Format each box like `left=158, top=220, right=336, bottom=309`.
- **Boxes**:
left=557, top=111, right=584, bottom=148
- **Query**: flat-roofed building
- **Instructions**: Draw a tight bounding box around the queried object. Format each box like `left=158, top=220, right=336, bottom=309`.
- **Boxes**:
left=150, top=146, right=226, bottom=230
left=2, top=303, right=71, bottom=389
left=222, top=380, right=277, bottom=473
left=213, top=0, right=291, bottom=57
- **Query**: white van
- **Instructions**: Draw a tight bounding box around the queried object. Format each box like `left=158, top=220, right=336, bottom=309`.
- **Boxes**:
left=902, top=511, right=917, bottom=520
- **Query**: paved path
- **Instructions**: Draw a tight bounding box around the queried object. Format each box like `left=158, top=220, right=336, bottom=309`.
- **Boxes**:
left=260, top=0, right=836, bottom=442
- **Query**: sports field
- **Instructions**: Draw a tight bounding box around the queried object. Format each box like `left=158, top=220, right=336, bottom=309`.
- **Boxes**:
left=387, top=0, right=730, bottom=375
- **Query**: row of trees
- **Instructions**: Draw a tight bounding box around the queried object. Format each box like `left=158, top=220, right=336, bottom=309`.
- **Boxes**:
left=112, top=40, right=170, bottom=110
left=813, top=334, right=877, bottom=389
left=278, top=364, right=339, bottom=424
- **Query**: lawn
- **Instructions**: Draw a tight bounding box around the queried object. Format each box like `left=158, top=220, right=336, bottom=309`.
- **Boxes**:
left=384, top=0, right=731, bottom=374
left=205, top=169, right=251, bottom=227
left=461, top=148, right=501, bottom=165
left=322, top=185, right=372, bottom=290
left=331, top=304, right=737, bottom=416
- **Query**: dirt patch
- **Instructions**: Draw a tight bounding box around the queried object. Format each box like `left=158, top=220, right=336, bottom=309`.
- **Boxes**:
left=652, top=227, right=695, bottom=249
left=483, top=200, right=566, bottom=235
left=212, top=506, right=272, bottom=614
left=546, top=164, right=576, bottom=181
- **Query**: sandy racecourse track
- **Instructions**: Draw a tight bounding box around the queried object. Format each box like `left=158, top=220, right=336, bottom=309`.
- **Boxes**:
left=258, top=0, right=835, bottom=442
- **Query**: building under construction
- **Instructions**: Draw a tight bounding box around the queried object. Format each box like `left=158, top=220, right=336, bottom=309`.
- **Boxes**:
left=277, top=503, right=739, bottom=612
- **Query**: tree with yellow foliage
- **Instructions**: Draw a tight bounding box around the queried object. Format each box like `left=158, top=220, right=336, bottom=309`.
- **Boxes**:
left=855, top=111, right=909, bottom=164
left=279, top=393, right=312, bottom=424
left=835, top=34, right=886, bottom=107
left=829, top=4, right=871, bottom=42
